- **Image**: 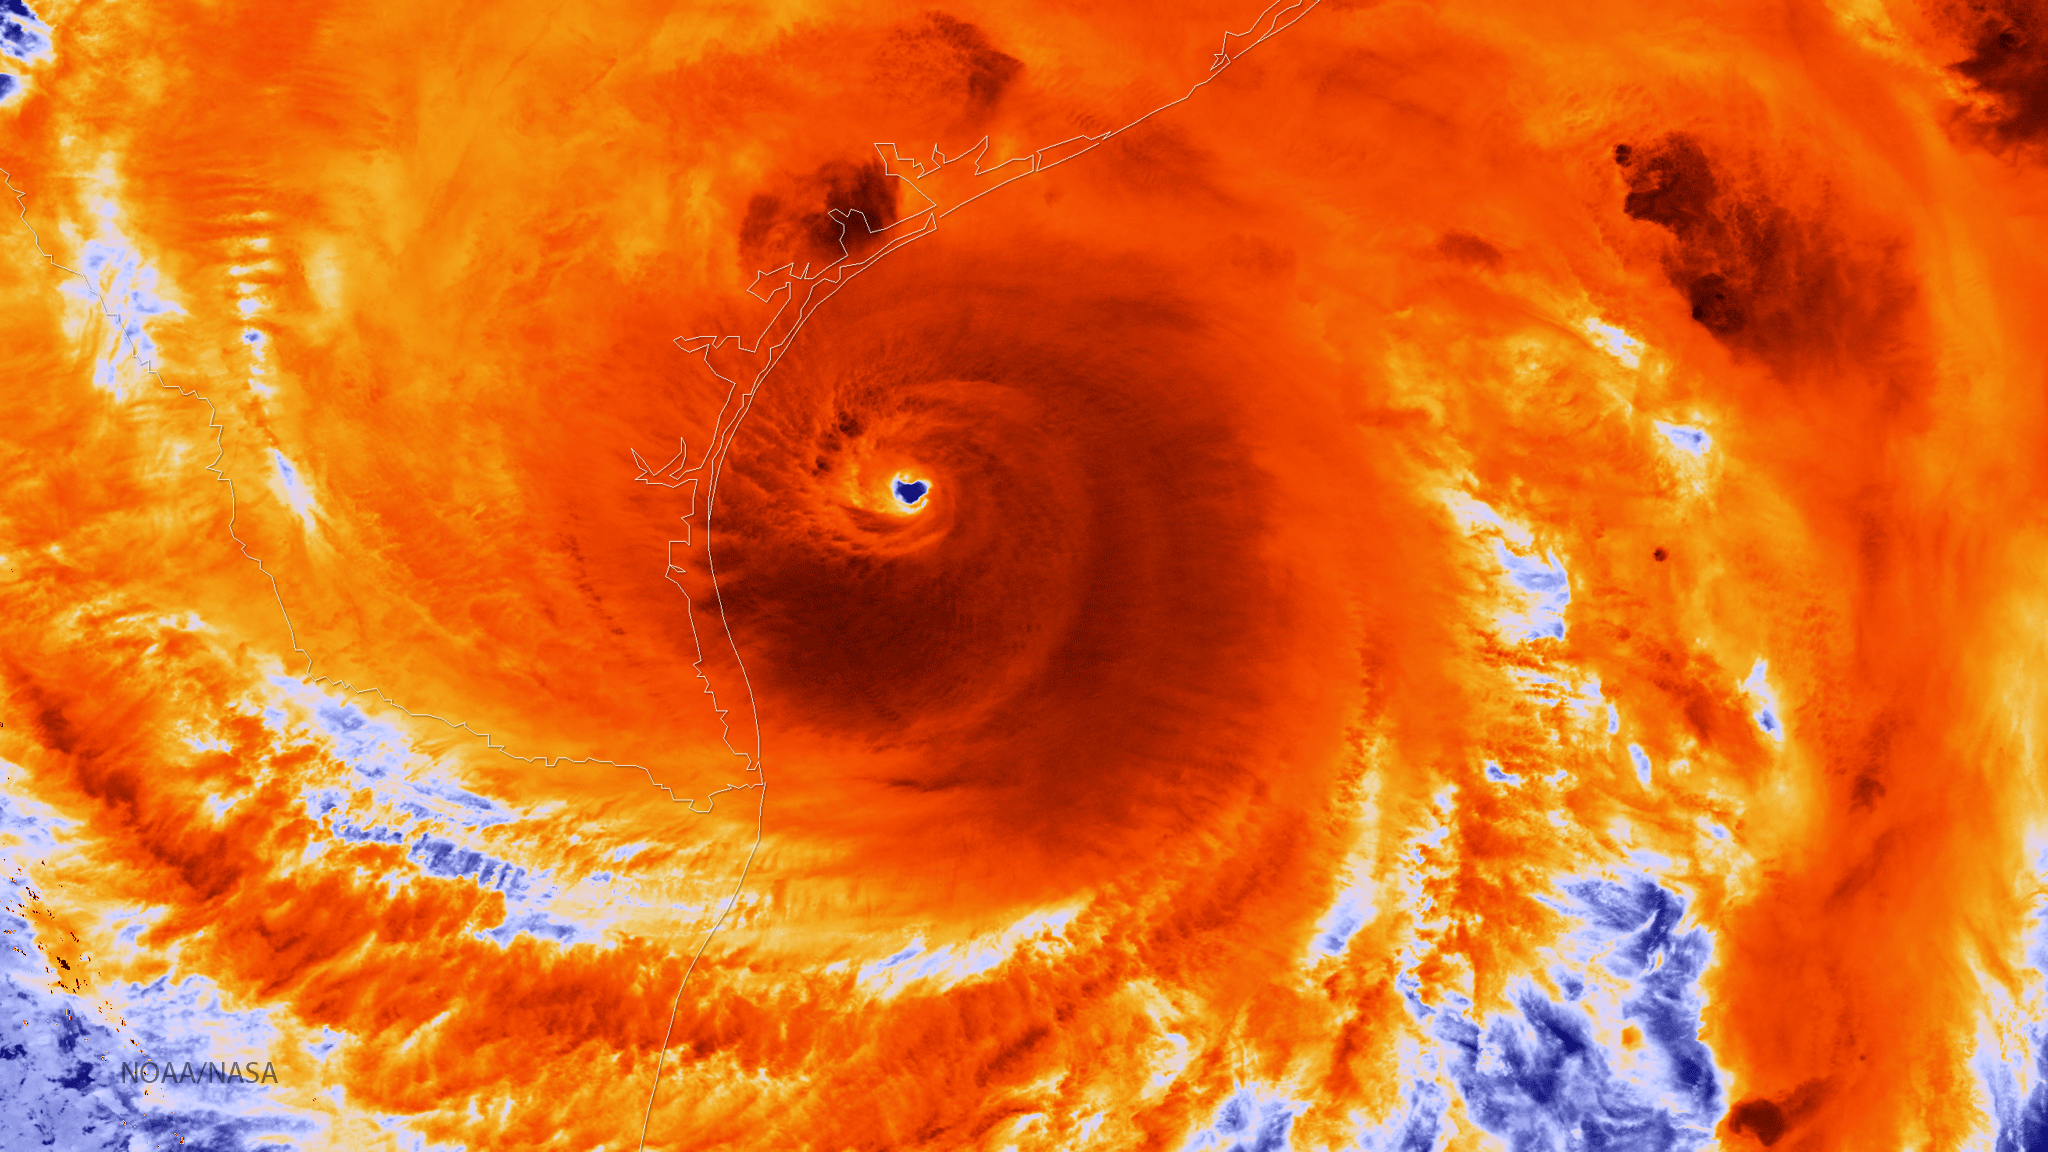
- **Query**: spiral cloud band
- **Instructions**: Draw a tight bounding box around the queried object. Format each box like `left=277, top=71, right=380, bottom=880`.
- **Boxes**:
left=2, top=0, right=2047, bottom=1149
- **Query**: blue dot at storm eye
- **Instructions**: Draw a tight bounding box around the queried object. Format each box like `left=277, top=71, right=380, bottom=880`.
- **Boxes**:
left=893, top=478, right=929, bottom=506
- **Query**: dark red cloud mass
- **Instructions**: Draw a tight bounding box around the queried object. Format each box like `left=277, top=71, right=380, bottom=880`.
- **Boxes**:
left=3, top=0, right=2048, bottom=1148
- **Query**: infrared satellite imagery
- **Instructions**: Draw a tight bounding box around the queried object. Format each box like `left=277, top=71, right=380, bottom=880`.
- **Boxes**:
left=2, top=0, right=2048, bottom=1149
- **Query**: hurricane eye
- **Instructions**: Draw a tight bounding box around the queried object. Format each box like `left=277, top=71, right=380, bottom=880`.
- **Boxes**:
left=892, top=478, right=930, bottom=507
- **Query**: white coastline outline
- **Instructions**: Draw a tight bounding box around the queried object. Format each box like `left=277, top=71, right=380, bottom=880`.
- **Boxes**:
left=0, top=0, right=1324, bottom=1142
left=630, top=1, right=1322, bottom=1144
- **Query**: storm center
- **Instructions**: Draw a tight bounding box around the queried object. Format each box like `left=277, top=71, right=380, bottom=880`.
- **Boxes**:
left=892, top=476, right=931, bottom=509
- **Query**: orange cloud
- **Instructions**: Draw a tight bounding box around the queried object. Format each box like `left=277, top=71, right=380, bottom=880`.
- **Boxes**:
left=3, top=0, right=2047, bottom=1148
